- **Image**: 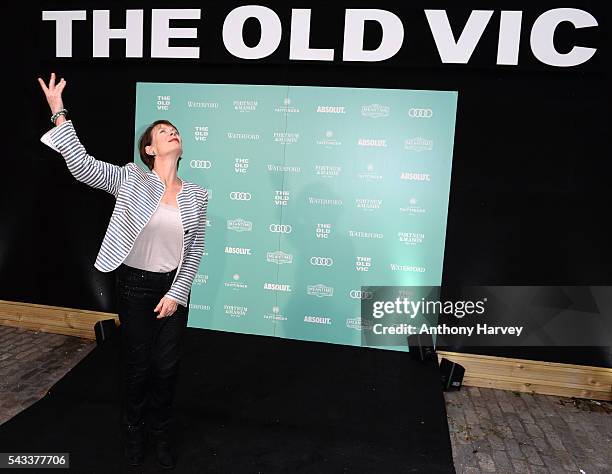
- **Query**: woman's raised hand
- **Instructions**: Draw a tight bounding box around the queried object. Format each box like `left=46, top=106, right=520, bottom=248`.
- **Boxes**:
left=38, top=72, right=66, bottom=115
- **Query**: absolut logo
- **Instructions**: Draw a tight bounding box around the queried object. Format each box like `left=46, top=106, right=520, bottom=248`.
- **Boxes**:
left=224, top=246, right=252, bottom=255
left=264, top=283, right=292, bottom=292
left=227, top=218, right=253, bottom=232
left=304, top=315, right=332, bottom=325
left=358, top=138, right=387, bottom=147
left=316, top=105, right=346, bottom=114
left=400, top=172, right=431, bottom=181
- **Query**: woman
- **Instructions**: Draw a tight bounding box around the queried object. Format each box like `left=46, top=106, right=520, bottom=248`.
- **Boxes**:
left=38, top=73, right=209, bottom=469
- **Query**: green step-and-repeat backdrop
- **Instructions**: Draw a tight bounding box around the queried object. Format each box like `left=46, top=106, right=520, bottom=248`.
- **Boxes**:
left=134, top=82, right=458, bottom=351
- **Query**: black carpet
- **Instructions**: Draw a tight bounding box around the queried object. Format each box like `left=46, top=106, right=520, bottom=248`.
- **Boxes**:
left=0, top=328, right=455, bottom=473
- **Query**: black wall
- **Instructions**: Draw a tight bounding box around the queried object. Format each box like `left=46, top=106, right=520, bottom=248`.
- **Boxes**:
left=4, top=1, right=610, bottom=366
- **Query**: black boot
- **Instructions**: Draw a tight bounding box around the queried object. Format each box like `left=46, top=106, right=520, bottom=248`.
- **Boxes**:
left=123, top=421, right=146, bottom=466
left=149, top=428, right=175, bottom=470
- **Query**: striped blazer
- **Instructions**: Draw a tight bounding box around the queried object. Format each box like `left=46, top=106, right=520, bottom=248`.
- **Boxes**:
left=40, top=120, right=209, bottom=308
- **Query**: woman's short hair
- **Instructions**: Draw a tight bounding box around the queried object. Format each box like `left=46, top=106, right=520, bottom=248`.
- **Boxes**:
left=138, top=120, right=182, bottom=171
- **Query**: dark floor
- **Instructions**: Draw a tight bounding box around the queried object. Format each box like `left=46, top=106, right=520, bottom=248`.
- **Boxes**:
left=1, top=325, right=610, bottom=473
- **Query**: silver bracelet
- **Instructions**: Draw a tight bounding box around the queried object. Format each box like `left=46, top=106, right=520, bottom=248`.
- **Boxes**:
left=51, top=109, right=68, bottom=124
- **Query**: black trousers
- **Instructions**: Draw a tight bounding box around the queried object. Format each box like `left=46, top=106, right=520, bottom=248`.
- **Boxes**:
left=115, top=263, right=190, bottom=432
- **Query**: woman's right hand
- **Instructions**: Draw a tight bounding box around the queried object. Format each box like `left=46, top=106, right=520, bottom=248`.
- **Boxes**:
left=38, top=72, right=66, bottom=115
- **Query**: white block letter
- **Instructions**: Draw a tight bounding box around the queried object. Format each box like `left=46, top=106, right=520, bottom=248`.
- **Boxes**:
left=343, top=9, right=404, bottom=62
left=425, top=10, right=493, bottom=63
left=290, top=9, right=334, bottom=61
left=93, top=10, right=144, bottom=58
left=42, top=10, right=87, bottom=58
left=530, top=8, right=597, bottom=67
left=151, top=9, right=201, bottom=58
left=497, top=11, right=522, bottom=65
left=223, top=6, right=282, bottom=59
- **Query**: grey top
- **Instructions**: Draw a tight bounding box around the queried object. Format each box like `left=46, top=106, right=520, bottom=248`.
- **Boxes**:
left=123, top=202, right=183, bottom=272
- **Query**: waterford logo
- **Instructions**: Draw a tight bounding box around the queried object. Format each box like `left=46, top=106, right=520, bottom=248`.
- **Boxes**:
left=390, top=263, right=426, bottom=273
left=187, top=100, right=219, bottom=109
left=404, top=137, right=433, bottom=152
left=267, top=164, right=301, bottom=173
left=308, top=197, right=343, bottom=206
left=227, top=218, right=253, bottom=232
left=348, top=230, right=384, bottom=239
left=307, top=284, right=334, bottom=298
left=227, top=132, right=260, bottom=140
left=361, top=104, right=390, bottom=118
left=266, top=251, right=293, bottom=265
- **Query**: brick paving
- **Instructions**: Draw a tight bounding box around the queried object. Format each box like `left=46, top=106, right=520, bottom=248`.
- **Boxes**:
left=1, top=325, right=611, bottom=472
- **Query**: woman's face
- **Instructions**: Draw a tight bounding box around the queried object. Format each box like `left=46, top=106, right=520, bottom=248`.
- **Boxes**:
left=146, top=123, right=182, bottom=157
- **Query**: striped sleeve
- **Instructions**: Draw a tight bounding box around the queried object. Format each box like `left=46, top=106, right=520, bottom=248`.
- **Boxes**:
left=40, top=120, right=132, bottom=198
left=165, top=189, right=209, bottom=307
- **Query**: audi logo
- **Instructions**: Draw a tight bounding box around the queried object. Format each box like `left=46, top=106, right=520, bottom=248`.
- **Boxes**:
left=310, top=257, right=334, bottom=267
left=190, top=160, right=212, bottom=169
left=230, top=192, right=252, bottom=201
left=269, top=224, right=292, bottom=233
left=408, top=108, right=433, bottom=118
left=349, top=290, right=374, bottom=300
